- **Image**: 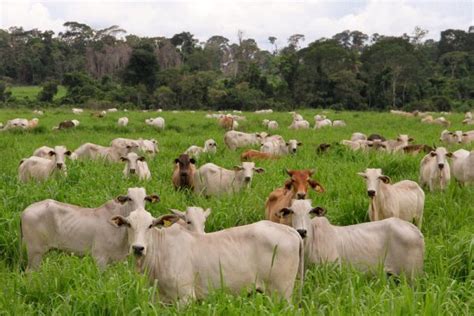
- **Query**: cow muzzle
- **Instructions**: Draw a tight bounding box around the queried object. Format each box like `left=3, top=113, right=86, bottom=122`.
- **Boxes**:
left=129, top=169, right=136, bottom=174
left=367, top=190, right=376, bottom=198
left=296, top=192, right=306, bottom=199
left=132, top=245, right=145, bottom=256
left=292, top=148, right=297, bottom=153
left=438, top=163, right=444, bottom=170
left=56, top=163, right=64, bottom=169
left=297, top=229, right=307, bottom=238
left=244, top=176, right=251, bottom=182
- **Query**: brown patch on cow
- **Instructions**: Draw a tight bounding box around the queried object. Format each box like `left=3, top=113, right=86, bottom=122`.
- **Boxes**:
left=316, top=143, right=331, bottom=154
left=58, top=120, right=75, bottom=130
left=241, top=150, right=278, bottom=161
left=403, top=144, right=434, bottom=155
left=172, top=154, right=196, bottom=190
left=219, top=116, right=234, bottom=130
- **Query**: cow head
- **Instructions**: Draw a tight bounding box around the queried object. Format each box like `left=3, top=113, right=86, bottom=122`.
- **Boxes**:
left=121, top=152, right=146, bottom=175
left=276, top=199, right=326, bottom=238
left=204, top=139, right=217, bottom=153
left=284, top=169, right=324, bottom=200
left=48, top=146, right=72, bottom=170
left=170, top=206, right=211, bottom=234
left=357, top=168, right=390, bottom=198
left=174, top=154, right=196, bottom=180
left=286, top=139, right=302, bottom=154
left=429, top=147, right=452, bottom=170
left=111, top=208, right=178, bottom=257
left=115, top=187, right=160, bottom=213
left=233, top=162, right=265, bottom=183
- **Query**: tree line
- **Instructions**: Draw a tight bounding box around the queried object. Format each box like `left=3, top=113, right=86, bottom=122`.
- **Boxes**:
left=0, top=22, right=473, bottom=111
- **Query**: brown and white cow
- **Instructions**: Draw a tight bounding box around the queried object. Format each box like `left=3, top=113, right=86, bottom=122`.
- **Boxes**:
left=241, top=150, right=278, bottom=161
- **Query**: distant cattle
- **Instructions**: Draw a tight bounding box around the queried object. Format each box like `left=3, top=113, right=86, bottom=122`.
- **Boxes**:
left=224, top=131, right=267, bottom=151
left=185, top=139, right=217, bottom=158
left=121, top=152, right=151, bottom=181
left=451, top=149, right=474, bottom=185
left=118, top=117, right=129, bottom=127
left=402, top=144, right=433, bottom=155
left=240, top=150, right=277, bottom=161
left=419, top=147, right=452, bottom=191
left=73, top=142, right=137, bottom=162
left=172, top=154, right=196, bottom=190
left=19, top=146, right=72, bottom=182
left=145, top=117, right=165, bottom=130
left=316, top=143, right=331, bottom=154
left=289, top=120, right=310, bottom=129
left=351, top=132, right=367, bottom=141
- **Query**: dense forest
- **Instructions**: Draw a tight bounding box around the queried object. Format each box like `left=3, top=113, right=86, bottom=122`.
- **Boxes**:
left=0, top=22, right=473, bottom=111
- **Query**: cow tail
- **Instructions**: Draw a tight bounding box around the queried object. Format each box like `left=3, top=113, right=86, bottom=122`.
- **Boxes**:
left=298, top=235, right=305, bottom=304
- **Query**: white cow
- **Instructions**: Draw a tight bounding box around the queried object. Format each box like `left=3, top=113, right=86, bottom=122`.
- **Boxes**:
left=110, top=208, right=303, bottom=303
left=107, top=108, right=118, bottom=112
left=72, top=108, right=83, bottom=114
left=185, top=139, right=217, bottom=158
left=351, top=132, right=367, bottom=141
left=121, top=152, right=151, bottom=181
left=289, top=120, right=310, bottom=129
left=433, top=117, right=450, bottom=127
left=73, top=142, right=137, bottom=162
left=440, top=130, right=456, bottom=144
left=21, top=188, right=159, bottom=270
left=111, top=138, right=158, bottom=157
left=4, top=118, right=29, bottom=130
left=358, top=168, right=424, bottom=228
left=194, top=162, right=264, bottom=196
left=267, top=120, right=279, bottom=130
left=261, top=139, right=302, bottom=155
left=276, top=199, right=424, bottom=279
left=451, top=149, right=474, bottom=185
left=33, top=110, right=44, bottom=116
left=169, top=207, right=211, bottom=234
left=224, top=131, right=267, bottom=151
left=419, top=147, right=452, bottom=191
left=314, top=119, right=332, bottom=129
left=383, top=134, right=414, bottom=153
left=292, top=113, right=304, bottom=121
left=332, top=120, right=346, bottom=127
left=33, top=145, right=72, bottom=160
left=262, top=119, right=270, bottom=127
left=465, top=112, right=473, bottom=120
left=145, top=117, right=165, bottom=130
left=118, top=117, right=129, bottom=127
left=19, top=146, right=72, bottom=182
left=341, top=139, right=370, bottom=151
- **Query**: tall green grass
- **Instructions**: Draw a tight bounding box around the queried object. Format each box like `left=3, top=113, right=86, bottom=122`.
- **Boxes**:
left=0, top=109, right=472, bottom=314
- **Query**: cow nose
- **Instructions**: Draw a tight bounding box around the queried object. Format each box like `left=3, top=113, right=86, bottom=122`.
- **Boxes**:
left=56, top=163, right=63, bottom=169
left=292, top=148, right=297, bottom=153
left=297, top=229, right=307, bottom=238
left=438, top=163, right=444, bottom=170
left=130, top=169, right=136, bottom=174
left=132, top=245, right=144, bottom=256
left=367, top=190, right=376, bottom=197
left=244, top=176, right=251, bottom=182
left=296, top=192, right=306, bottom=199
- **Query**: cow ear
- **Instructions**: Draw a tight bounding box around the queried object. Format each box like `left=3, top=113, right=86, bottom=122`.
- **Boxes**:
left=285, top=169, right=293, bottom=176
left=65, top=151, right=72, bottom=156
left=462, top=133, right=468, bottom=136
left=110, top=215, right=130, bottom=228
left=204, top=208, right=211, bottom=218
left=285, top=142, right=289, bottom=146
left=116, top=195, right=130, bottom=204
left=310, top=206, right=326, bottom=217
left=379, top=175, right=391, bottom=184
left=309, top=179, right=325, bottom=193
left=169, top=209, right=186, bottom=220
left=408, top=137, right=414, bottom=142
left=277, top=208, right=292, bottom=218
left=297, top=142, right=303, bottom=146
left=174, top=158, right=179, bottom=164
left=430, top=151, right=437, bottom=157
left=308, top=169, right=315, bottom=176
left=190, top=158, right=196, bottom=164
left=357, top=172, right=366, bottom=178
left=233, top=165, right=243, bottom=171
left=254, top=167, right=265, bottom=173
left=145, top=194, right=160, bottom=203
left=151, top=214, right=179, bottom=228
left=446, top=152, right=453, bottom=158
left=48, top=151, right=56, bottom=156
left=284, top=179, right=293, bottom=190
left=138, top=156, right=146, bottom=161
left=120, top=156, right=128, bottom=162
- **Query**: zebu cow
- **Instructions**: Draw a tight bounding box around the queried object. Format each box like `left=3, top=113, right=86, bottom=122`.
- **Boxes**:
left=419, top=147, right=452, bottom=191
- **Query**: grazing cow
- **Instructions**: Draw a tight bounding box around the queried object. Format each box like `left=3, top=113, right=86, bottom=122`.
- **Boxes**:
left=384, top=134, right=414, bottom=153
left=73, top=142, right=137, bottom=162
left=224, top=131, right=267, bottom=151
left=316, top=143, right=331, bottom=154
left=289, top=120, right=310, bottom=129
left=145, top=117, right=165, bottom=130
left=169, top=207, right=211, bottom=234
left=358, top=168, right=424, bottom=228
left=72, top=108, right=83, bottom=114
left=111, top=138, right=159, bottom=157
left=367, top=134, right=386, bottom=142
left=194, top=162, right=264, bottom=196
left=276, top=199, right=424, bottom=279
left=21, top=188, right=159, bottom=270
left=172, top=154, right=196, bottom=190
left=433, top=117, right=450, bottom=127
left=332, top=120, right=346, bottom=127
left=351, top=132, right=367, bottom=141
left=19, top=146, right=72, bottom=182
left=419, top=147, right=452, bottom=191
left=111, top=208, right=303, bottom=303
left=240, top=150, right=278, bottom=161
left=314, top=119, right=332, bottom=129
left=265, top=169, right=324, bottom=224
left=451, top=149, right=474, bottom=185
left=267, top=120, right=279, bottom=129
left=121, top=152, right=151, bottom=181
left=421, top=115, right=434, bottom=123
left=402, top=144, right=433, bottom=155
left=118, top=117, right=129, bottom=127
left=185, top=139, right=217, bottom=158
left=219, top=115, right=235, bottom=130
left=261, top=139, right=302, bottom=155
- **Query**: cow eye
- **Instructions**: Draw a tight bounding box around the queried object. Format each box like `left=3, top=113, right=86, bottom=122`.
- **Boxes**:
left=186, top=221, right=192, bottom=225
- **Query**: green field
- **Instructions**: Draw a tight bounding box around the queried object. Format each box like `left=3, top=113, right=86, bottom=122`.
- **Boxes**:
left=0, top=109, right=472, bottom=314
left=9, top=85, right=67, bottom=101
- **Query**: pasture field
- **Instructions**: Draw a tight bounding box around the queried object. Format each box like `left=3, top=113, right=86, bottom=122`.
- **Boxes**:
left=9, top=85, right=67, bottom=101
left=0, top=109, right=472, bottom=315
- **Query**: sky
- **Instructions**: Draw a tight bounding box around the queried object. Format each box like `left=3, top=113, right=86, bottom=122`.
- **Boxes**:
left=0, top=0, right=473, bottom=50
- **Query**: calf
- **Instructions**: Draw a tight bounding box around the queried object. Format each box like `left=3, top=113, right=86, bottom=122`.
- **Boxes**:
left=21, top=187, right=159, bottom=270
left=451, top=149, right=474, bottom=185
left=111, top=208, right=303, bottom=303
left=54, top=120, right=76, bottom=130
left=185, top=139, right=217, bottom=158
left=145, top=117, right=165, bottom=130
left=277, top=199, right=424, bottom=279
left=121, top=152, right=151, bottom=181
left=194, top=162, right=264, bottom=196
left=172, top=154, right=196, bottom=190
left=419, top=147, right=452, bottom=191
left=358, top=168, right=424, bottom=228
left=118, top=117, right=129, bottom=127
left=241, top=150, right=277, bottom=161
left=265, top=169, right=324, bottom=224
left=19, top=146, right=72, bottom=182
left=169, top=207, right=211, bottom=234
left=224, top=131, right=267, bottom=151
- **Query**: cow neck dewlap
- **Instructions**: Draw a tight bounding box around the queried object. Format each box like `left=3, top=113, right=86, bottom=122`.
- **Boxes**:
left=310, top=217, right=336, bottom=263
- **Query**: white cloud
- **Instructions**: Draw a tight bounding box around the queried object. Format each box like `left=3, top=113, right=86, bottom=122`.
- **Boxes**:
left=0, top=0, right=471, bottom=50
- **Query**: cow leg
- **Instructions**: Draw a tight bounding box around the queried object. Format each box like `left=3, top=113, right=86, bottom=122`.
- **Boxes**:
left=26, top=250, right=45, bottom=271
left=92, top=248, right=108, bottom=270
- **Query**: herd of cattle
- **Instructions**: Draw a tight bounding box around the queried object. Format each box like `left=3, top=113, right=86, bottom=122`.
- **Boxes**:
left=2, top=108, right=473, bottom=304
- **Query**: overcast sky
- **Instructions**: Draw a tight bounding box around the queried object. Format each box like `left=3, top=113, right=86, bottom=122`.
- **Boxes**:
left=1, top=0, right=473, bottom=50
